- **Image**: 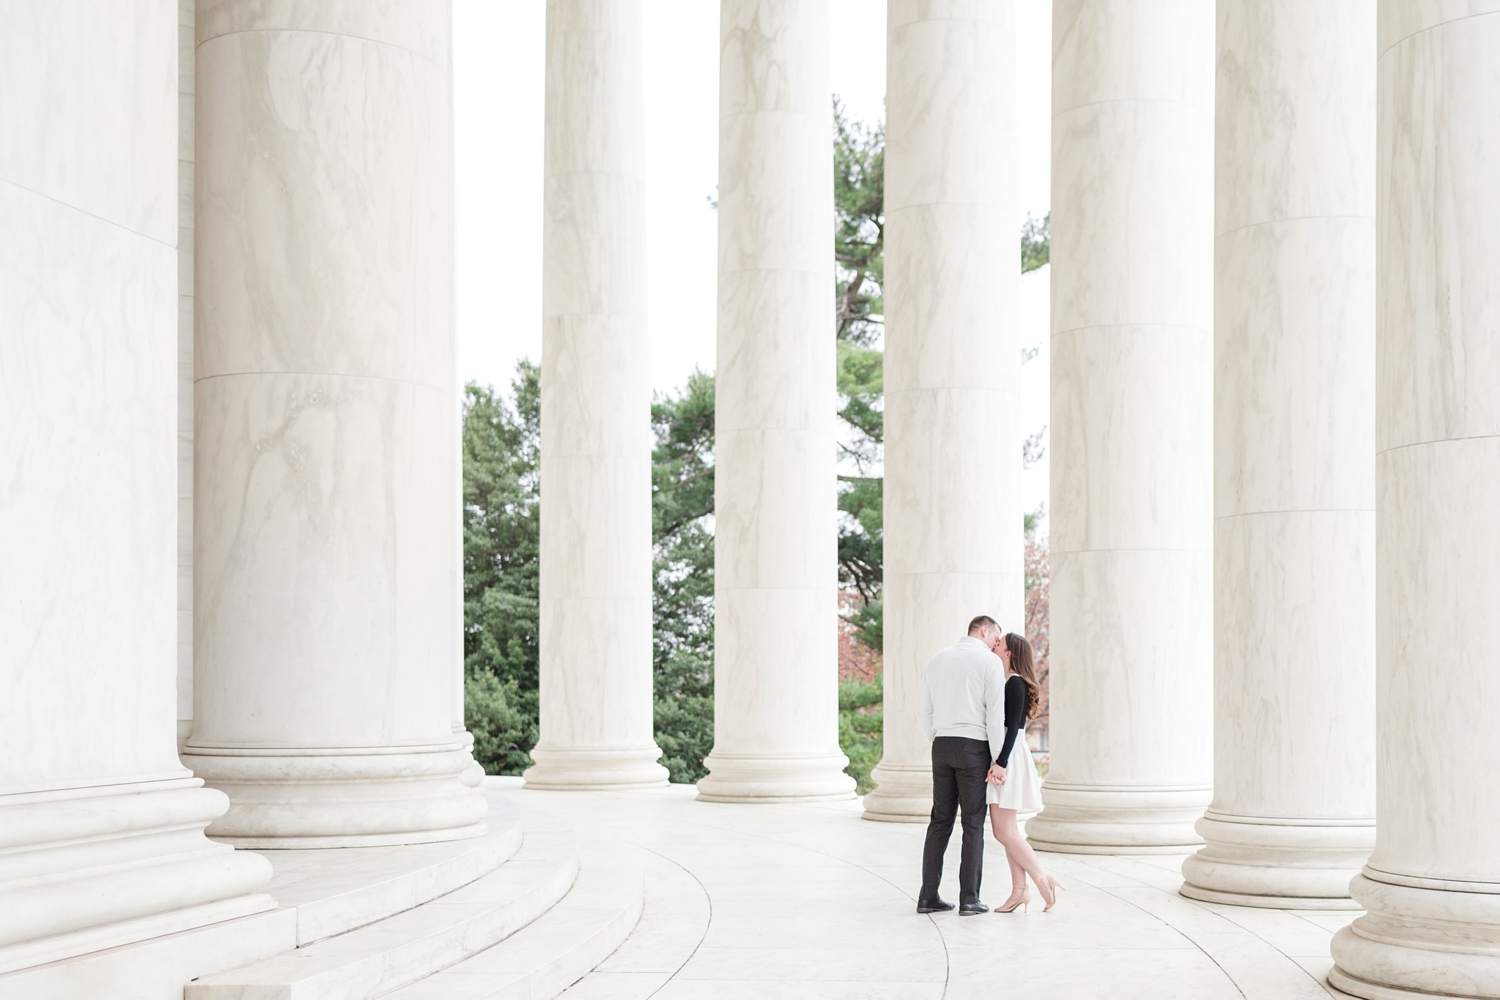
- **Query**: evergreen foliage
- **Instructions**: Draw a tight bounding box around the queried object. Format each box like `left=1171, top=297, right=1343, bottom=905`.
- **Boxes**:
left=1021, top=212, right=1050, bottom=273
left=833, top=100, right=887, bottom=645
left=838, top=676, right=884, bottom=794
left=833, top=97, right=885, bottom=348
left=461, top=364, right=542, bottom=775
left=650, top=372, right=717, bottom=782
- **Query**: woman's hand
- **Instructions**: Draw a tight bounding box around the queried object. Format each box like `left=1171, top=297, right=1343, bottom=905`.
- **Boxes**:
left=987, top=764, right=1007, bottom=785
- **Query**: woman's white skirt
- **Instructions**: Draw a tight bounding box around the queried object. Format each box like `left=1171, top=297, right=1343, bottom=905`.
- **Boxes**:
left=986, top=741, right=1044, bottom=812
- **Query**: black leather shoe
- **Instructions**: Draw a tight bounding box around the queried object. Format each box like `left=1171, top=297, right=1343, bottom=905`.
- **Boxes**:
left=959, top=901, right=990, bottom=916
left=915, top=897, right=954, bottom=914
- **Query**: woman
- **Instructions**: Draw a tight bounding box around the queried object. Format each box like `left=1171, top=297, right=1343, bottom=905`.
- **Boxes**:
left=987, top=632, right=1062, bottom=913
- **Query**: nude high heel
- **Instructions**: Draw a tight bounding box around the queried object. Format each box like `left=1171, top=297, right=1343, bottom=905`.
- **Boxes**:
left=995, top=884, right=1033, bottom=913
left=1042, top=874, right=1064, bottom=912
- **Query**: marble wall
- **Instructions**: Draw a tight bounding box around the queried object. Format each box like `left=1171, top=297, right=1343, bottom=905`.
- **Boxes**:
left=525, top=0, right=667, bottom=790
left=863, top=0, right=1022, bottom=823
left=1026, top=0, right=1216, bottom=853
left=0, top=0, right=271, bottom=966
left=696, top=0, right=855, bottom=802
left=183, top=0, right=486, bottom=845
left=1331, top=2, right=1500, bottom=995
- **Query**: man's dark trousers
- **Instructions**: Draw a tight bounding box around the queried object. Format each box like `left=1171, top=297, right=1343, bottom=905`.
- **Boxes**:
left=920, top=736, right=991, bottom=906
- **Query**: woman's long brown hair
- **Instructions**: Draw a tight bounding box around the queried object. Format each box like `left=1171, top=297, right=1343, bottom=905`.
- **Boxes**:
left=1004, top=632, right=1042, bottom=721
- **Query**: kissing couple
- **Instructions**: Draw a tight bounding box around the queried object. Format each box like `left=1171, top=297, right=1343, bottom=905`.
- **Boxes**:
left=915, top=615, right=1061, bottom=915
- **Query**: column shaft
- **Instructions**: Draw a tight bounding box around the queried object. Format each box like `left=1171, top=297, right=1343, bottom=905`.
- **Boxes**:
left=1331, top=3, right=1500, bottom=996
left=0, top=0, right=271, bottom=970
left=185, top=0, right=487, bottom=846
left=1025, top=0, right=1216, bottom=853
left=863, top=0, right=1021, bottom=823
left=1179, top=0, right=1377, bottom=908
left=696, top=0, right=854, bottom=802
left=177, top=0, right=197, bottom=750
left=525, top=0, right=667, bottom=789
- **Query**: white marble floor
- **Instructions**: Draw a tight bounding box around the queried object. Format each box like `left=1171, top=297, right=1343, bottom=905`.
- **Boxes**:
left=493, top=780, right=1356, bottom=1000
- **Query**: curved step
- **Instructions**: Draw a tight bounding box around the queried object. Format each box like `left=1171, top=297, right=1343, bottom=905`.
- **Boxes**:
left=555, top=849, right=710, bottom=999
left=187, top=817, right=577, bottom=1000
left=260, top=798, right=524, bottom=945
left=375, top=844, right=645, bottom=1000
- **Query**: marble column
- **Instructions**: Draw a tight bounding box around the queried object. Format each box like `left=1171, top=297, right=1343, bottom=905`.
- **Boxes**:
left=1179, top=1, right=1376, bottom=908
left=184, top=0, right=487, bottom=846
left=862, top=1, right=1021, bottom=823
left=177, top=0, right=197, bottom=750
left=1331, top=4, right=1500, bottom=995
left=1024, top=0, right=1215, bottom=853
left=523, top=0, right=667, bottom=790
left=0, top=0, right=272, bottom=970
left=696, top=0, right=855, bottom=802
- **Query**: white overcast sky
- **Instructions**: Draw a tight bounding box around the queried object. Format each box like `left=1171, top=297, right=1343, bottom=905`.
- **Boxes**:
left=453, top=0, right=1053, bottom=518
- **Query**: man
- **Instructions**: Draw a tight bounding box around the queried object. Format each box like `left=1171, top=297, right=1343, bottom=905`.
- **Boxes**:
left=915, top=614, right=1008, bottom=915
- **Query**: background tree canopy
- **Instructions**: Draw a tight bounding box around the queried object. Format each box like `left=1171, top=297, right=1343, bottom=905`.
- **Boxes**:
left=460, top=363, right=720, bottom=781
left=649, top=372, right=716, bottom=782
left=833, top=99, right=886, bottom=657
left=462, top=367, right=541, bottom=776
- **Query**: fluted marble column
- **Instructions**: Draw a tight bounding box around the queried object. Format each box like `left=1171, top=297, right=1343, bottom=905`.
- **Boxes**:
left=0, top=0, right=272, bottom=970
left=696, top=0, right=854, bottom=802
left=1025, top=0, right=1215, bottom=853
left=863, top=1, right=1021, bottom=823
left=184, top=0, right=487, bottom=846
left=1331, top=4, right=1500, bottom=995
left=524, top=0, right=667, bottom=790
left=1179, top=1, right=1376, bottom=908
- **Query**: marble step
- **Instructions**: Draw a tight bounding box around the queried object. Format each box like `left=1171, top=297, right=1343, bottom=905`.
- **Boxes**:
left=260, top=795, right=525, bottom=946
left=553, top=849, right=711, bottom=1000
left=187, top=816, right=578, bottom=1000
left=374, top=845, right=644, bottom=1000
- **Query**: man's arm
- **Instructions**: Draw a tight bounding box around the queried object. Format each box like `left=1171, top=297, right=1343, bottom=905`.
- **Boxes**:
left=917, top=666, right=935, bottom=742
left=984, top=661, right=1007, bottom=764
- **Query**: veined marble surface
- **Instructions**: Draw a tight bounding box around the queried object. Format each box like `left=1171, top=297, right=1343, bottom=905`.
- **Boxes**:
left=0, top=0, right=271, bottom=968
left=1032, top=0, right=1218, bottom=857
left=523, top=784, right=1355, bottom=999
left=1183, top=0, right=1378, bottom=910
left=186, top=0, right=483, bottom=844
left=178, top=0, right=197, bottom=745
left=526, top=0, right=664, bottom=789
left=1373, top=0, right=1500, bottom=883
left=866, top=1, right=1021, bottom=822
left=197, top=0, right=452, bottom=68
left=699, top=0, right=852, bottom=802
left=1029, top=0, right=1215, bottom=854
left=1331, top=5, right=1500, bottom=996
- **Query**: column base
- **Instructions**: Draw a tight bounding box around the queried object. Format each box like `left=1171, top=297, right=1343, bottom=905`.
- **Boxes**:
left=1179, top=812, right=1372, bottom=909
left=696, top=751, right=856, bottom=803
left=1024, top=782, right=1212, bottom=854
left=0, top=776, right=274, bottom=974
left=522, top=744, right=669, bottom=790
left=182, top=743, right=488, bottom=848
left=453, top=726, right=487, bottom=788
left=861, top=761, right=932, bottom=823
left=1329, top=869, right=1500, bottom=999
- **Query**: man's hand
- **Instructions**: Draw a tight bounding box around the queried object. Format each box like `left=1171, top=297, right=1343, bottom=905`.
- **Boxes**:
left=987, top=764, right=1007, bottom=785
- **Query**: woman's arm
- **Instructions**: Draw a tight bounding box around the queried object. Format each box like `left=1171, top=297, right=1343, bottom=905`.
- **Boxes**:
left=996, top=675, right=1025, bottom=768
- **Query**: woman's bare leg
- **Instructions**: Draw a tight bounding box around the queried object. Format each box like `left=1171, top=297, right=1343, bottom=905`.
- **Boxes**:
left=990, top=807, right=1054, bottom=906
left=990, top=804, right=1031, bottom=909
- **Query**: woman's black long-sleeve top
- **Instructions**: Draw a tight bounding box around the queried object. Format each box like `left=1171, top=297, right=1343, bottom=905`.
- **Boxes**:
left=995, top=674, right=1029, bottom=769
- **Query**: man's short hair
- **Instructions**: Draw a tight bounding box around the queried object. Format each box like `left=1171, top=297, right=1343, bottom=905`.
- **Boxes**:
left=967, top=615, right=999, bottom=636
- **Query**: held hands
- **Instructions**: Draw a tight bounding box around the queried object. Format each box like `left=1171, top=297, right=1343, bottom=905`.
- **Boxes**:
left=987, top=763, right=1007, bottom=786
